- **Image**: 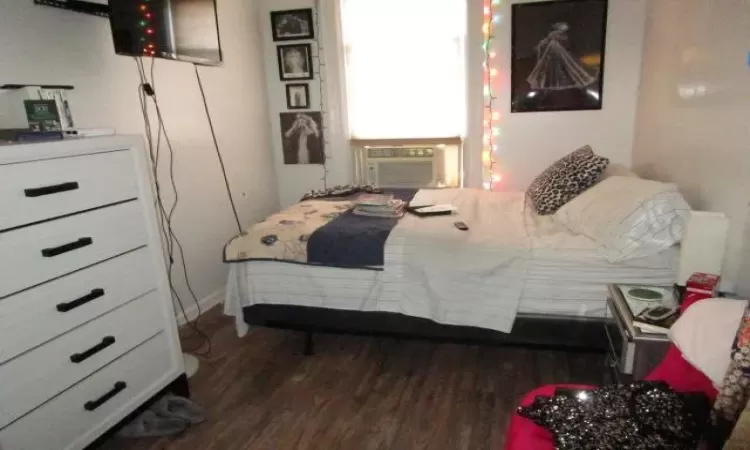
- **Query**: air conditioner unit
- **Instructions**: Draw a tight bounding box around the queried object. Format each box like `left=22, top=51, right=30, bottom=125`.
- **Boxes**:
left=355, top=146, right=447, bottom=188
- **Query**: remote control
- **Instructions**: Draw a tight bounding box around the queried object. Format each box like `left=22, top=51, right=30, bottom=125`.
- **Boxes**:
left=454, top=221, right=469, bottom=231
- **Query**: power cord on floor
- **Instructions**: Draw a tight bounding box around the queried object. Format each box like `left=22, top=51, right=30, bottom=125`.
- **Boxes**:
left=135, top=57, right=213, bottom=357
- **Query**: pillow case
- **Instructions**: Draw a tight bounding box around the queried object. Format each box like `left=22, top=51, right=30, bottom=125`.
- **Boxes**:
left=669, top=298, right=748, bottom=388
left=602, top=163, right=639, bottom=179
left=526, top=145, right=609, bottom=215
left=555, top=176, right=690, bottom=262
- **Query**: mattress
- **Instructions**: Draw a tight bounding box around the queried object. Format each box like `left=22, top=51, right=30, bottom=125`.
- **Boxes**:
left=224, top=189, right=680, bottom=336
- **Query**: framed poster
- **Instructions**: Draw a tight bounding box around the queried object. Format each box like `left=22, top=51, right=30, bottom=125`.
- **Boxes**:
left=511, top=0, right=608, bottom=113
left=280, top=112, right=324, bottom=165
left=271, top=8, right=315, bottom=41
left=277, top=44, right=314, bottom=81
left=286, top=84, right=310, bottom=109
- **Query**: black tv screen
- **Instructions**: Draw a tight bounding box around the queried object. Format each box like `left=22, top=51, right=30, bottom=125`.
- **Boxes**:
left=109, top=0, right=222, bottom=66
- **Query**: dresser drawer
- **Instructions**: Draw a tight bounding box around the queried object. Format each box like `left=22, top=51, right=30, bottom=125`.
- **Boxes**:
left=0, top=333, right=175, bottom=450
left=0, top=201, right=148, bottom=298
left=0, top=150, right=138, bottom=231
left=0, top=291, right=165, bottom=429
left=0, top=249, right=158, bottom=364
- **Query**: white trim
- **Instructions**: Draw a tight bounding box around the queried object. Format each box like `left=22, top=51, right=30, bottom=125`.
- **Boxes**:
left=175, top=287, right=225, bottom=325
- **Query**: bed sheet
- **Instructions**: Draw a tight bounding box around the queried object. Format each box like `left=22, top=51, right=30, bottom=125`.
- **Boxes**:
left=224, top=189, right=679, bottom=336
left=224, top=246, right=679, bottom=336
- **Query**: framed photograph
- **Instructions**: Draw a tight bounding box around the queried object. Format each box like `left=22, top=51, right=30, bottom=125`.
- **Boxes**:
left=511, top=0, right=608, bottom=113
left=280, top=112, right=324, bottom=165
left=277, top=44, right=314, bottom=81
left=286, top=84, right=310, bottom=110
left=271, top=8, right=315, bottom=41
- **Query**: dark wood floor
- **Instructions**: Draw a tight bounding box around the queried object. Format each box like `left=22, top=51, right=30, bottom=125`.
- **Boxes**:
left=100, top=307, right=608, bottom=450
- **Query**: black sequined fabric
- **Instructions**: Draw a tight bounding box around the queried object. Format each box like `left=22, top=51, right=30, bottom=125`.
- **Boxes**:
left=517, top=381, right=711, bottom=450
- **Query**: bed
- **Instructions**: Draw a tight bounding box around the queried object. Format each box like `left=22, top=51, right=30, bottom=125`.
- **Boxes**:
left=223, top=186, right=684, bottom=351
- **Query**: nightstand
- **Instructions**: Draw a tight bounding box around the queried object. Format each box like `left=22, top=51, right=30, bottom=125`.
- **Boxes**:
left=604, top=284, right=673, bottom=382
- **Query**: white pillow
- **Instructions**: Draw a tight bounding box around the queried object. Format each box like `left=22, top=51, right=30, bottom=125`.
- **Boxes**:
left=669, top=298, right=748, bottom=388
left=555, top=176, right=691, bottom=262
left=602, top=163, right=639, bottom=179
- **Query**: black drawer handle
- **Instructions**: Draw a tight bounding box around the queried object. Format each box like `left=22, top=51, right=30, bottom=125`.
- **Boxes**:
left=24, top=182, right=79, bottom=198
left=41, top=237, right=93, bottom=258
left=57, top=288, right=105, bottom=313
left=70, top=336, right=116, bottom=363
left=84, top=381, right=127, bottom=411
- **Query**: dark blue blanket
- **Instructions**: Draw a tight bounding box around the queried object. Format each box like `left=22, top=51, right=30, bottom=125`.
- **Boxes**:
left=306, top=189, right=418, bottom=268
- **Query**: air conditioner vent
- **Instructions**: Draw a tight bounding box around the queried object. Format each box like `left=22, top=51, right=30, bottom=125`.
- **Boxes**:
left=355, top=146, right=444, bottom=188
left=376, top=161, right=434, bottom=187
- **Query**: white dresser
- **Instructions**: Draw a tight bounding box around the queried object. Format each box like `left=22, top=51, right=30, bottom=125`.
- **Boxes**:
left=0, top=136, right=185, bottom=450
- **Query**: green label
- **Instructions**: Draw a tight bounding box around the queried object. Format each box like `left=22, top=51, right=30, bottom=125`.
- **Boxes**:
left=24, top=100, right=61, bottom=132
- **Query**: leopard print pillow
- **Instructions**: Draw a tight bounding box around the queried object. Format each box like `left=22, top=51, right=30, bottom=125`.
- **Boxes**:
left=526, top=146, right=609, bottom=215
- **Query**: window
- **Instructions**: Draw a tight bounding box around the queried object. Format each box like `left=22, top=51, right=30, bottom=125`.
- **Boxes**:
left=341, top=0, right=467, bottom=140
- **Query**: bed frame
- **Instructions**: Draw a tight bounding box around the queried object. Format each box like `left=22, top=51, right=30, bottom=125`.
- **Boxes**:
left=242, top=304, right=610, bottom=354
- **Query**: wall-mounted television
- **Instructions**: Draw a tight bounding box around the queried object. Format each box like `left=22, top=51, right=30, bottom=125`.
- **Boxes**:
left=109, top=0, right=223, bottom=66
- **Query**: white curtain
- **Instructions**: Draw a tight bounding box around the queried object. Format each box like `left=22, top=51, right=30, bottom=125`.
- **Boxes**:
left=341, top=0, right=467, bottom=139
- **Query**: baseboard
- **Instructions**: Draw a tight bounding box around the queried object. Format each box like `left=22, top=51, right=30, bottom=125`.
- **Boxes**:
left=175, top=287, right=225, bottom=325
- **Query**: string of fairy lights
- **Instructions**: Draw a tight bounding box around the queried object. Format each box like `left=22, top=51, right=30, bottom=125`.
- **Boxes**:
left=482, top=0, right=503, bottom=191
left=312, top=0, right=331, bottom=189
left=138, top=2, right=157, bottom=57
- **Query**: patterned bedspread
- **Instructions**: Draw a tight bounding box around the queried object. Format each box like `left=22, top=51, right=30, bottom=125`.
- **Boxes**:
left=223, top=190, right=417, bottom=269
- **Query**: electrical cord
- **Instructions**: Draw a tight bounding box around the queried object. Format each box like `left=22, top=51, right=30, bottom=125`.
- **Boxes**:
left=135, top=61, right=173, bottom=258
left=193, top=63, right=243, bottom=235
left=140, top=59, right=180, bottom=229
left=136, top=62, right=192, bottom=328
left=136, top=59, right=176, bottom=267
left=134, top=57, right=212, bottom=356
left=135, top=58, right=193, bottom=326
left=144, top=59, right=212, bottom=355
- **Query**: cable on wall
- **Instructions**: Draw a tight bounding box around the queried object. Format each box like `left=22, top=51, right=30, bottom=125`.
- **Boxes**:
left=312, top=0, right=331, bottom=189
left=135, top=59, right=172, bottom=258
left=134, top=57, right=212, bottom=356
left=193, top=64, right=244, bottom=235
left=482, top=0, right=503, bottom=190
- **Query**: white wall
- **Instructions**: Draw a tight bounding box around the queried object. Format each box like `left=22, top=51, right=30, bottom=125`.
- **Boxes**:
left=741, top=207, right=750, bottom=295
left=0, top=1, right=278, bottom=312
left=261, top=0, right=648, bottom=200
left=632, top=0, right=750, bottom=294
left=259, top=0, right=351, bottom=208
left=465, top=0, right=648, bottom=190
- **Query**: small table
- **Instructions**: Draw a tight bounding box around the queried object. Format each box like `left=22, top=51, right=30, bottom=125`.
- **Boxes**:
left=604, top=284, right=674, bottom=382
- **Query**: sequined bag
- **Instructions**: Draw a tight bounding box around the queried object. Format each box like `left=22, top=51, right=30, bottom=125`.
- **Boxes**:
left=518, top=381, right=711, bottom=450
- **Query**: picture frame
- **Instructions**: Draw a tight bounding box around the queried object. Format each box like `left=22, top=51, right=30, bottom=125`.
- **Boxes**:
left=271, top=8, right=315, bottom=42
left=277, top=44, right=314, bottom=81
left=286, top=84, right=310, bottom=110
left=280, top=112, right=324, bottom=165
left=511, top=0, right=608, bottom=113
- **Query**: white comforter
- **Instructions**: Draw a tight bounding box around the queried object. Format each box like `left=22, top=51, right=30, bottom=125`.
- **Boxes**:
left=224, top=189, right=677, bottom=335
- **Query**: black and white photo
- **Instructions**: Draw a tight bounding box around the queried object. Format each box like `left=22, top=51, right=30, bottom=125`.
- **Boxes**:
left=271, top=8, right=314, bottom=41
left=280, top=112, right=324, bottom=165
left=511, top=0, right=608, bottom=113
left=277, top=44, right=313, bottom=81
left=286, top=83, right=310, bottom=109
